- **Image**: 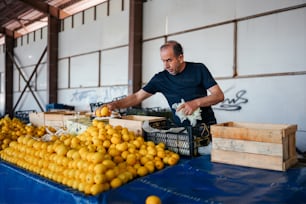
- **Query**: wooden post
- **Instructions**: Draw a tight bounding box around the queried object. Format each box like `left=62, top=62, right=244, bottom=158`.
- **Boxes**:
left=4, top=32, right=14, bottom=117
left=128, top=0, right=143, bottom=96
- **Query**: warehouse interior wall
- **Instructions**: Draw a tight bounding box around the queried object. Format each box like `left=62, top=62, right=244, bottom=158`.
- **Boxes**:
left=0, top=0, right=305, bottom=150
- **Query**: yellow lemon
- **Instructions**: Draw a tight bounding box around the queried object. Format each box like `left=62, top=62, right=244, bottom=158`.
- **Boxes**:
left=137, top=166, right=149, bottom=177
left=100, top=106, right=110, bottom=117
left=110, top=177, right=123, bottom=189
left=94, top=163, right=107, bottom=174
left=94, top=174, right=107, bottom=184
left=90, top=183, right=104, bottom=195
left=145, top=195, right=162, bottom=204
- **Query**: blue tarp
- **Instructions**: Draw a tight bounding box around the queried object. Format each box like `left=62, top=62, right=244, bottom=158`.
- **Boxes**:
left=1, top=155, right=306, bottom=204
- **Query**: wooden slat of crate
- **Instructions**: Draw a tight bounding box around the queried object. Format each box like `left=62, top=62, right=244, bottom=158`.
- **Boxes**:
left=212, top=138, right=283, bottom=156
left=30, top=112, right=85, bottom=128
left=211, top=122, right=297, bottom=143
left=29, top=112, right=45, bottom=127
left=109, top=115, right=165, bottom=136
left=210, top=121, right=298, bottom=171
left=211, top=149, right=285, bottom=171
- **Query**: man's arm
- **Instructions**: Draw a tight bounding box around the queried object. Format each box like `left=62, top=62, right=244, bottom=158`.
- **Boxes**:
left=177, top=84, right=224, bottom=115
left=107, top=89, right=153, bottom=111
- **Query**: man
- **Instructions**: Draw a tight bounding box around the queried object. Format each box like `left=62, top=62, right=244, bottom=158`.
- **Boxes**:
left=103, top=40, right=224, bottom=127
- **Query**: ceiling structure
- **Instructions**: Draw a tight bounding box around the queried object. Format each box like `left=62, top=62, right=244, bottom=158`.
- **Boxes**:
left=0, top=0, right=107, bottom=44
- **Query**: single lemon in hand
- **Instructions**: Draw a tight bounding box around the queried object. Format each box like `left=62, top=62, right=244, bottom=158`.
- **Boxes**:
left=100, top=106, right=110, bottom=117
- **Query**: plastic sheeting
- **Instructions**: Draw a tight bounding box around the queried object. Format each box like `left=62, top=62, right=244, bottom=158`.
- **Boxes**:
left=1, top=155, right=306, bottom=204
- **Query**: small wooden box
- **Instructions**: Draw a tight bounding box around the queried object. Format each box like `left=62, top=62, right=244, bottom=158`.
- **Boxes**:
left=109, top=115, right=166, bottom=135
left=210, top=122, right=298, bottom=171
left=29, top=112, right=86, bottom=128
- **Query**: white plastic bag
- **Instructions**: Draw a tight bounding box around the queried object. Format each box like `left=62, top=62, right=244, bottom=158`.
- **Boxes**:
left=172, top=99, right=202, bottom=127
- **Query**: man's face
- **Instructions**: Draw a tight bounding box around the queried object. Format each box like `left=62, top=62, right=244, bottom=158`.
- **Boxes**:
left=160, top=47, right=184, bottom=75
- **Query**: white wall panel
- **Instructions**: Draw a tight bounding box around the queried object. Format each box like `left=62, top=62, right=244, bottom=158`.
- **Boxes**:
left=0, top=93, right=4, bottom=114
left=70, top=53, right=99, bottom=88
left=235, top=0, right=306, bottom=18
left=110, top=0, right=123, bottom=15
left=59, top=11, right=128, bottom=57
left=143, top=0, right=174, bottom=39
left=169, top=0, right=235, bottom=34
left=13, top=69, right=19, bottom=92
left=143, top=0, right=306, bottom=40
left=96, top=3, right=108, bottom=20
left=143, top=0, right=236, bottom=39
left=84, top=7, right=95, bottom=24
left=42, top=27, right=47, bottom=40
left=170, top=24, right=234, bottom=78
left=36, top=64, right=47, bottom=90
left=59, top=25, right=100, bottom=57
left=74, top=12, right=83, bottom=28
left=13, top=91, right=47, bottom=112
left=58, top=59, right=69, bottom=89
left=238, top=8, right=306, bottom=75
left=0, top=50, right=4, bottom=72
left=14, top=42, right=47, bottom=67
left=142, top=38, right=165, bottom=83
left=99, top=12, right=129, bottom=48
left=101, top=47, right=128, bottom=86
left=63, top=16, right=72, bottom=31
left=0, top=73, right=3, bottom=92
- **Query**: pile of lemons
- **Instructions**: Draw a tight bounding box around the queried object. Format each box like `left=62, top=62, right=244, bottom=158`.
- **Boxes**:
left=0, top=115, right=46, bottom=150
left=0, top=118, right=180, bottom=196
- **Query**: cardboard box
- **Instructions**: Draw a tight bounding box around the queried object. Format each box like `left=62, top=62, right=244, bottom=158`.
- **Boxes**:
left=109, top=115, right=166, bottom=135
left=210, top=122, right=298, bottom=171
left=29, top=112, right=86, bottom=128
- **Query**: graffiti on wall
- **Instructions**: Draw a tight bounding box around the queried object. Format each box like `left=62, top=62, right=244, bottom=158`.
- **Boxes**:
left=214, top=87, right=248, bottom=111
left=69, top=86, right=127, bottom=104
left=70, top=90, right=98, bottom=102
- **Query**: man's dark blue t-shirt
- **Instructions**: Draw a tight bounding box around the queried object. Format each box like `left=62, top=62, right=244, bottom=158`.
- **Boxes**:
left=143, top=62, right=218, bottom=126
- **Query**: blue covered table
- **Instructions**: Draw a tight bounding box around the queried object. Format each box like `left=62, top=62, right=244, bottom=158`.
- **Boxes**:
left=1, top=155, right=306, bottom=204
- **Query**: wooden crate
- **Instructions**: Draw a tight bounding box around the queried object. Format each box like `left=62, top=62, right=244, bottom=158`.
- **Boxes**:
left=29, top=112, right=86, bottom=128
left=210, top=121, right=298, bottom=171
left=109, top=115, right=166, bottom=135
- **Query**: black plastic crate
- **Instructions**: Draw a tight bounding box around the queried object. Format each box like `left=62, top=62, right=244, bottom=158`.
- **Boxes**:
left=14, top=110, right=36, bottom=124
left=46, top=103, right=75, bottom=112
left=127, top=107, right=173, bottom=119
left=90, top=102, right=105, bottom=112
left=143, top=121, right=210, bottom=157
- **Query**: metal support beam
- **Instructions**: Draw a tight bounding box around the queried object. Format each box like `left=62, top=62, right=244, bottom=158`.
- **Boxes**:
left=9, top=47, right=47, bottom=112
left=128, top=0, right=143, bottom=95
left=4, top=31, right=14, bottom=117
left=19, top=0, right=69, bottom=19
left=48, top=15, right=59, bottom=104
